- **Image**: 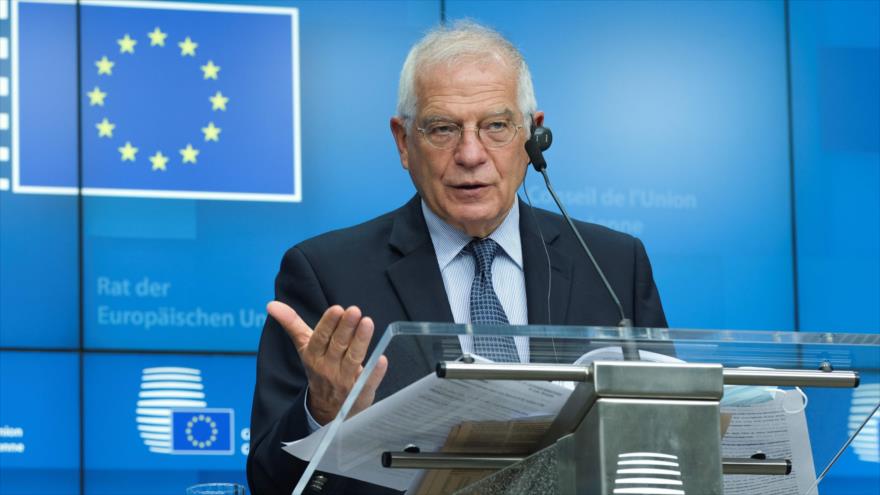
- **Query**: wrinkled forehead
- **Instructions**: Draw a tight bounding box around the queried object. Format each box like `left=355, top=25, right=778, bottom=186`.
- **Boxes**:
left=412, top=56, right=518, bottom=113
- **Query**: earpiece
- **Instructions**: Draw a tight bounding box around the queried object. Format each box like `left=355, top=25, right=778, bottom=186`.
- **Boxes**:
left=525, top=123, right=552, bottom=172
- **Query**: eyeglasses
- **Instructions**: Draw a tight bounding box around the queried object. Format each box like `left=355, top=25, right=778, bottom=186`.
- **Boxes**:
left=416, top=119, right=523, bottom=150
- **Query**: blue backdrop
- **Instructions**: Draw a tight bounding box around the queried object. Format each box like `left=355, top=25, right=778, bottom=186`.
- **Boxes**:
left=0, top=0, right=877, bottom=493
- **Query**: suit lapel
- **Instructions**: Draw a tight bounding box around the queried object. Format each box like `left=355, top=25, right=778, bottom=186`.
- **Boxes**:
left=520, top=200, right=573, bottom=326
left=385, top=196, right=455, bottom=323
left=520, top=200, right=574, bottom=364
left=376, top=196, right=455, bottom=397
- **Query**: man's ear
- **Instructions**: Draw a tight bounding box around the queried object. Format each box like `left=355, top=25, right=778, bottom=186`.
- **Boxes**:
left=532, top=110, right=545, bottom=129
left=390, top=117, right=410, bottom=170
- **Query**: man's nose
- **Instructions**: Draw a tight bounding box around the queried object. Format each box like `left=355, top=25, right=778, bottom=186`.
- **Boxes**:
left=453, top=128, right=489, bottom=167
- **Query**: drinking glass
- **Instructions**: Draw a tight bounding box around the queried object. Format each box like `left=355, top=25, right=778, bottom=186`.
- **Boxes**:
left=185, top=483, right=246, bottom=495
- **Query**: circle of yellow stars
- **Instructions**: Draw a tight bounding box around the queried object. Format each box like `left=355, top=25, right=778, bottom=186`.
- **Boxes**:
left=88, top=28, right=228, bottom=172
left=185, top=414, right=219, bottom=449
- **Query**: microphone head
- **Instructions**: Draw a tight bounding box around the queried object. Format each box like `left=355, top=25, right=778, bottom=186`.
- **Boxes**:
left=525, top=125, right=552, bottom=172
left=533, top=126, right=553, bottom=151
left=525, top=138, right=547, bottom=172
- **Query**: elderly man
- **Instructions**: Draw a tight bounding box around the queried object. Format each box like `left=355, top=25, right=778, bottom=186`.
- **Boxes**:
left=248, top=21, right=666, bottom=493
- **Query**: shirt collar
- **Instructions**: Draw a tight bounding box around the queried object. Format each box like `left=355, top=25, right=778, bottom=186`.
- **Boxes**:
left=422, top=199, right=523, bottom=271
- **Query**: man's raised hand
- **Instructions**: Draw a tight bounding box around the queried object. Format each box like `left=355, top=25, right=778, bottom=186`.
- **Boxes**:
left=267, top=301, right=388, bottom=425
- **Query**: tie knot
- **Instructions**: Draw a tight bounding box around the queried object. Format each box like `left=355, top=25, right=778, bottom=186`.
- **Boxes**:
left=467, top=238, right=500, bottom=275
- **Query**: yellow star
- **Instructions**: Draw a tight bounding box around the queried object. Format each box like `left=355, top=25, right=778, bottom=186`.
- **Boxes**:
left=201, top=122, right=221, bottom=142
left=118, top=141, right=138, bottom=162
left=148, top=27, right=167, bottom=47
left=178, top=36, right=198, bottom=56
left=209, top=91, right=229, bottom=111
left=96, top=118, right=115, bottom=138
left=179, top=144, right=200, bottom=164
left=149, top=151, right=169, bottom=171
left=87, top=86, right=107, bottom=106
left=95, top=56, right=114, bottom=75
left=117, top=34, right=137, bottom=54
left=201, top=60, right=220, bottom=80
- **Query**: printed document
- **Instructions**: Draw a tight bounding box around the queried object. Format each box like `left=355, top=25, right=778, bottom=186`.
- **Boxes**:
left=283, top=373, right=571, bottom=491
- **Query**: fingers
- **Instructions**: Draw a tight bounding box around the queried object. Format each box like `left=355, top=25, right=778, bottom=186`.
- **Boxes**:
left=266, top=301, right=312, bottom=351
left=305, top=305, right=345, bottom=358
left=272, top=303, right=370, bottom=367
left=364, top=354, right=388, bottom=393
left=340, top=317, right=374, bottom=377
left=350, top=355, right=388, bottom=418
left=324, top=307, right=362, bottom=362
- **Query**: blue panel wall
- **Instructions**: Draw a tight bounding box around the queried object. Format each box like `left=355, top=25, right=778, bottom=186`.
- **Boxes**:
left=789, top=0, right=880, bottom=333
left=788, top=3, right=879, bottom=489
left=0, top=352, right=80, bottom=494
left=0, top=1, right=79, bottom=348
left=1, top=0, right=877, bottom=493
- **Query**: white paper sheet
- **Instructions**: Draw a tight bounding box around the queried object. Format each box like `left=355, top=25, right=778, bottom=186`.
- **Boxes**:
left=283, top=373, right=572, bottom=491
left=283, top=346, right=686, bottom=490
left=722, top=393, right=817, bottom=495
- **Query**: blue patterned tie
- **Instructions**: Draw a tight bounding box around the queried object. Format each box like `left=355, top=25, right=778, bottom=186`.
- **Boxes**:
left=467, top=238, right=519, bottom=362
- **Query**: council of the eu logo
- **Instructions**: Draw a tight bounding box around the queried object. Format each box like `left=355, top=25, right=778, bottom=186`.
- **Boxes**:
left=136, top=366, right=234, bottom=455
left=171, top=408, right=234, bottom=455
left=11, top=0, right=301, bottom=202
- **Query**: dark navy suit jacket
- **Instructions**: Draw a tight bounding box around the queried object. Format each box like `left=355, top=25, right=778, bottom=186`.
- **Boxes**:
left=247, top=195, right=667, bottom=494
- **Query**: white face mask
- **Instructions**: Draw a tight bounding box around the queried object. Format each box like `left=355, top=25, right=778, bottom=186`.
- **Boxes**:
left=722, top=384, right=776, bottom=406
left=722, top=366, right=809, bottom=413
left=722, top=385, right=808, bottom=414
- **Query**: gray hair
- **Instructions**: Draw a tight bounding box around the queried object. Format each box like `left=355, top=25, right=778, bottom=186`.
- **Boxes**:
left=396, top=20, right=537, bottom=134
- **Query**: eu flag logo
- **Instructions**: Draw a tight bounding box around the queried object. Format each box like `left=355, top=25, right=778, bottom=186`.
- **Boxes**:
left=13, top=0, right=301, bottom=202
left=171, top=408, right=234, bottom=455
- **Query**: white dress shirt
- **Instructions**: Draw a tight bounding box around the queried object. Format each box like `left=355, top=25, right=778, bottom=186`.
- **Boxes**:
left=421, top=200, right=530, bottom=362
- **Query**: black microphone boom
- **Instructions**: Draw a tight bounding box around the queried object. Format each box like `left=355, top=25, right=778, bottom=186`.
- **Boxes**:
left=525, top=126, right=632, bottom=329
left=539, top=169, right=632, bottom=328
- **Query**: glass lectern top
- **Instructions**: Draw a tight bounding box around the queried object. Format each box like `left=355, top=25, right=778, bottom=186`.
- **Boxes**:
left=291, top=324, right=879, bottom=495
left=373, top=322, right=880, bottom=374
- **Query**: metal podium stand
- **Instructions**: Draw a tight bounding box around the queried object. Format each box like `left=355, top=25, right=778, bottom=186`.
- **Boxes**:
left=294, top=324, right=880, bottom=495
